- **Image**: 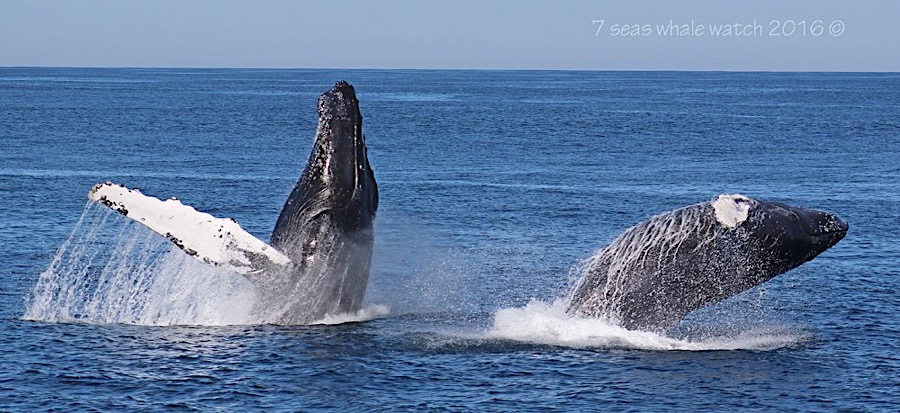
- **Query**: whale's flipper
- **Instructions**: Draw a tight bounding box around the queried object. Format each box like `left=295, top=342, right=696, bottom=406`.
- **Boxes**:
left=88, top=182, right=292, bottom=275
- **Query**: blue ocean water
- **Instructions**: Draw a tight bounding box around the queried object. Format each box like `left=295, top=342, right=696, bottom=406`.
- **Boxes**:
left=1, top=68, right=898, bottom=411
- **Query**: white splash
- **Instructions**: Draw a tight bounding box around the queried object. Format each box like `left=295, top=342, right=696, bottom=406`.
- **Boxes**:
left=88, top=182, right=290, bottom=275
left=712, top=194, right=752, bottom=228
left=485, top=300, right=807, bottom=351
left=24, top=202, right=259, bottom=325
left=313, top=304, right=391, bottom=325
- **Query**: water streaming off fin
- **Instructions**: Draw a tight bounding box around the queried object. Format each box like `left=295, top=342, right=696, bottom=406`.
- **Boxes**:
left=24, top=202, right=259, bottom=326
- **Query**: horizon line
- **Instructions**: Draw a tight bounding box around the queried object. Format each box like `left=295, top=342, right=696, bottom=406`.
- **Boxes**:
left=2, top=65, right=898, bottom=74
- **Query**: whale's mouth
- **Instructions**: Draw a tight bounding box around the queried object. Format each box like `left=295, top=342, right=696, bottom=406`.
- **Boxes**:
left=821, top=218, right=849, bottom=236
left=805, top=212, right=848, bottom=249
left=805, top=212, right=848, bottom=237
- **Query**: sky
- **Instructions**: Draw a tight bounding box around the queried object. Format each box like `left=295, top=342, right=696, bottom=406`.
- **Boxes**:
left=1, top=0, right=898, bottom=71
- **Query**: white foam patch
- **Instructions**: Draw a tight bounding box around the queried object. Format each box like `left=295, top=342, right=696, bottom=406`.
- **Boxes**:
left=312, top=304, right=391, bottom=325
left=88, top=182, right=290, bottom=274
left=484, top=300, right=806, bottom=351
left=712, top=194, right=752, bottom=229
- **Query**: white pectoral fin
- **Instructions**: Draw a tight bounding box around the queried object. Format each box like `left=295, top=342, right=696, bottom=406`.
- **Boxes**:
left=88, top=182, right=292, bottom=275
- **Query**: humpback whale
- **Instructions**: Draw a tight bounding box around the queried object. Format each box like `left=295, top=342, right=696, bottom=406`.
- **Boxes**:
left=567, top=194, right=847, bottom=332
left=266, top=80, right=378, bottom=323
left=87, top=81, right=377, bottom=324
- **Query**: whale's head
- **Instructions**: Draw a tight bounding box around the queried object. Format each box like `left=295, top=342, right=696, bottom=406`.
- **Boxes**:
left=309, top=81, right=377, bottom=213
left=712, top=194, right=848, bottom=276
left=271, top=81, right=378, bottom=256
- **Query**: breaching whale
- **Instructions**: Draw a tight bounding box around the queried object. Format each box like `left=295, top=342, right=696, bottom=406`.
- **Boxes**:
left=267, top=80, right=378, bottom=323
left=567, top=194, right=847, bottom=332
left=87, top=81, right=378, bottom=324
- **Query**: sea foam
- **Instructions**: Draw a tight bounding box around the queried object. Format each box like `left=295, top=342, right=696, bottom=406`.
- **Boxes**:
left=313, top=304, right=391, bottom=325
left=484, top=299, right=807, bottom=351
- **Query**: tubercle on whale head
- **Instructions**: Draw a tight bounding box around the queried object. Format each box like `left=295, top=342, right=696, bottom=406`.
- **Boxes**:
left=317, top=80, right=359, bottom=121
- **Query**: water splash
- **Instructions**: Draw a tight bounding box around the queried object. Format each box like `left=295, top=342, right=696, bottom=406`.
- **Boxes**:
left=484, top=300, right=807, bottom=351
left=567, top=202, right=726, bottom=321
left=23, top=202, right=391, bottom=327
left=23, top=202, right=258, bottom=325
left=314, top=304, right=391, bottom=325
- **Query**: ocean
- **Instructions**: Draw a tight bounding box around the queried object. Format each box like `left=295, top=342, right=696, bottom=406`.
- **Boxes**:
left=1, top=68, right=898, bottom=411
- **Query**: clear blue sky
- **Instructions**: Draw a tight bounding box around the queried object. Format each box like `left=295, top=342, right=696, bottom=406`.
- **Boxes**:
left=2, top=0, right=897, bottom=71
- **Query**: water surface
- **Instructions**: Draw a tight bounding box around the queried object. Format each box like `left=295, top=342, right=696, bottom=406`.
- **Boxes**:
left=1, top=68, right=898, bottom=410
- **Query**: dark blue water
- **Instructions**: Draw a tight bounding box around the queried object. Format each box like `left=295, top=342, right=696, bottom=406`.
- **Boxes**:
left=1, top=68, right=898, bottom=411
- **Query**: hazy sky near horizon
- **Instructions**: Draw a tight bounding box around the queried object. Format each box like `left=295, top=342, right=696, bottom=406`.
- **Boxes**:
left=2, top=0, right=898, bottom=71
